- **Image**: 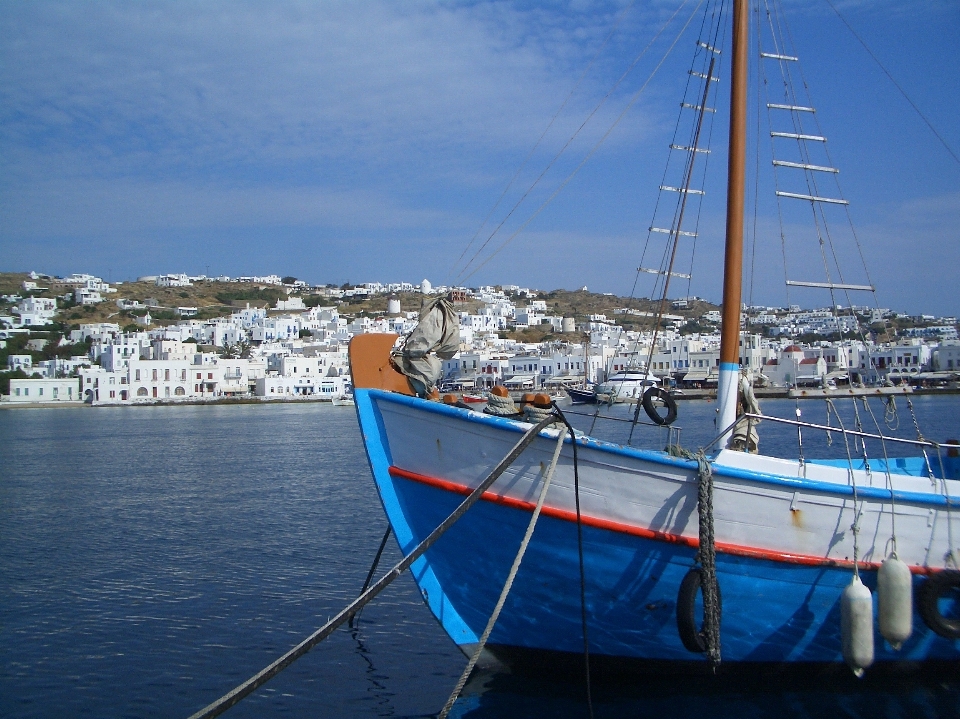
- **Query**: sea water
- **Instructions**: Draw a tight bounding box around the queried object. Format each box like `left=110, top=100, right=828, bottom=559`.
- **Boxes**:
left=1, top=397, right=958, bottom=718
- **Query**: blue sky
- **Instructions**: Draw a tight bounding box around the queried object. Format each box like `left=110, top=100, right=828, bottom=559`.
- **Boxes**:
left=1, top=0, right=958, bottom=315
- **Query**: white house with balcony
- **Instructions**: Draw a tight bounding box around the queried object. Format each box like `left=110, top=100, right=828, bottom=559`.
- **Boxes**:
left=74, top=287, right=103, bottom=305
left=251, top=316, right=300, bottom=342
left=14, top=297, right=57, bottom=326
left=7, top=354, right=33, bottom=373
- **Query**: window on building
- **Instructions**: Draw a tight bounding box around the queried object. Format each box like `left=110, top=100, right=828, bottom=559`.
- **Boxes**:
left=207, top=372, right=213, bottom=380
left=15, top=388, right=20, bottom=396
left=53, top=388, right=58, bottom=398
left=135, top=369, right=141, bottom=381
left=165, top=369, right=170, bottom=381
left=137, top=387, right=148, bottom=397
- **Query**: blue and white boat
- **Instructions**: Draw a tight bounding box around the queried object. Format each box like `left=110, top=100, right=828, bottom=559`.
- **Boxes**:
left=350, top=0, right=960, bottom=674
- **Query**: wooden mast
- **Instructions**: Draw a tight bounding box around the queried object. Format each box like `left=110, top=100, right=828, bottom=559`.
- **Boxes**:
left=716, top=0, right=749, bottom=444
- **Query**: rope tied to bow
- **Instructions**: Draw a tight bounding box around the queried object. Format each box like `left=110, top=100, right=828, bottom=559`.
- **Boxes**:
left=695, top=452, right=721, bottom=668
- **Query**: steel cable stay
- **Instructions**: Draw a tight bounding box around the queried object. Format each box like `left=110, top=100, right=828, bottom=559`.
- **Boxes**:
left=185, top=413, right=560, bottom=719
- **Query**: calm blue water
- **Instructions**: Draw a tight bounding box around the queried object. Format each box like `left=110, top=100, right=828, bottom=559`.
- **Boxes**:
left=2, top=396, right=959, bottom=718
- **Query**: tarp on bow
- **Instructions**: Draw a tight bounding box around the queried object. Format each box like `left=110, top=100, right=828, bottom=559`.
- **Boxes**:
left=392, top=297, right=460, bottom=396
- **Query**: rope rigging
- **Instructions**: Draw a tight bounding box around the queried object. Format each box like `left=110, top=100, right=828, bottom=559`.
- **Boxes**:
left=758, top=0, right=889, bottom=387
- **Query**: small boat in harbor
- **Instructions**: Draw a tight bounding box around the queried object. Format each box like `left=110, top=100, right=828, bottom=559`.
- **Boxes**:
left=595, top=370, right=659, bottom=403
left=565, top=386, right=599, bottom=404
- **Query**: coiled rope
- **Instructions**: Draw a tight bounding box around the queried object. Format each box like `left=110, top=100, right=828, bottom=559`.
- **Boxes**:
left=695, top=453, right=721, bottom=668
left=484, top=393, right=518, bottom=416
left=522, top=404, right=556, bottom=423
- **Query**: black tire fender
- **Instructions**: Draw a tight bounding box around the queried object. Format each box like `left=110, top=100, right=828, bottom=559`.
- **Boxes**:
left=642, top=387, right=678, bottom=426
left=676, top=567, right=722, bottom=654
left=918, top=570, right=960, bottom=640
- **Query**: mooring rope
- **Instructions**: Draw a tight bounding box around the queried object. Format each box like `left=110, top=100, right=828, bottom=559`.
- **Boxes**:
left=553, top=405, right=595, bottom=719
left=349, top=525, right=392, bottom=629
left=438, top=423, right=567, bottom=719
left=695, top=453, right=721, bottom=668
left=185, top=413, right=560, bottom=719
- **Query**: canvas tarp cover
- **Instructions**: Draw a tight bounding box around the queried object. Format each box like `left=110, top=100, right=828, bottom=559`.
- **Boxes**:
left=393, top=297, right=460, bottom=396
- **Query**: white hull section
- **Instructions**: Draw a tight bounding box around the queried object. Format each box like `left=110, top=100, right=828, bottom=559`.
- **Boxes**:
left=374, top=394, right=959, bottom=571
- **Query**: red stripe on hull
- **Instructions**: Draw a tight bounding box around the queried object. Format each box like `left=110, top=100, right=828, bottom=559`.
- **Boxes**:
left=387, top=465, right=937, bottom=574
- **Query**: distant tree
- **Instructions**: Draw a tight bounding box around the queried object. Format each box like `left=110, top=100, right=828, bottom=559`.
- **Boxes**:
left=221, top=340, right=252, bottom=359
left=299, top=329, right=312, bottom=338
left=282, top=276, right=298, bottom=285
left=0, top=368, right=28, bottom=395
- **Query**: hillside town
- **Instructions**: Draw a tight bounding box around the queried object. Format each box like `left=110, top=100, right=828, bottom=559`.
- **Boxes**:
left=2, top=270, right=959, bottom=406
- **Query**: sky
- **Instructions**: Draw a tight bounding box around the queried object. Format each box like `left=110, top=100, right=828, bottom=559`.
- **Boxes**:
left=1, top=0, right=958, bottom=316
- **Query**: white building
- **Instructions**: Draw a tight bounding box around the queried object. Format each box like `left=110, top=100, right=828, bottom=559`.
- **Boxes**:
left=156, top=274, right=192, bottom=287
left=251, top=316, right=300, bottom=343
left=255, top=374, right=349, bottom=399
left=763, top=345, right=828, bottom=387
left=932, top=341, right=960, bottom=372
left=128, top=359, right=196, bottom=400
left=15, top=297, right=57, bottom=326
left=275, top=297, right=305, bottom=311
left=6, top=378, right=80, bottom=403
left=7, top=354, right=33, bottom=373
left=74, top=287, right=103, bottom=305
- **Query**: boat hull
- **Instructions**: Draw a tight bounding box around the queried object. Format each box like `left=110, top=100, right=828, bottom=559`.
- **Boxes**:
left=566, top=387, right=598, bottom=404
left=355, top=388, right=960, bottom=667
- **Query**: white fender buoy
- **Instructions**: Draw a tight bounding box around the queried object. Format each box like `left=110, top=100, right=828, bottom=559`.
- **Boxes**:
left=878, top=554, right=913, bottom=650
left=841, top=575, right=874, bottom=677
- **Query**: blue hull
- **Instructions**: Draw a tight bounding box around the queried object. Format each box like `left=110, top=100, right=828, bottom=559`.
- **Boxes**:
left=355, top=388, right=960, bottom=667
